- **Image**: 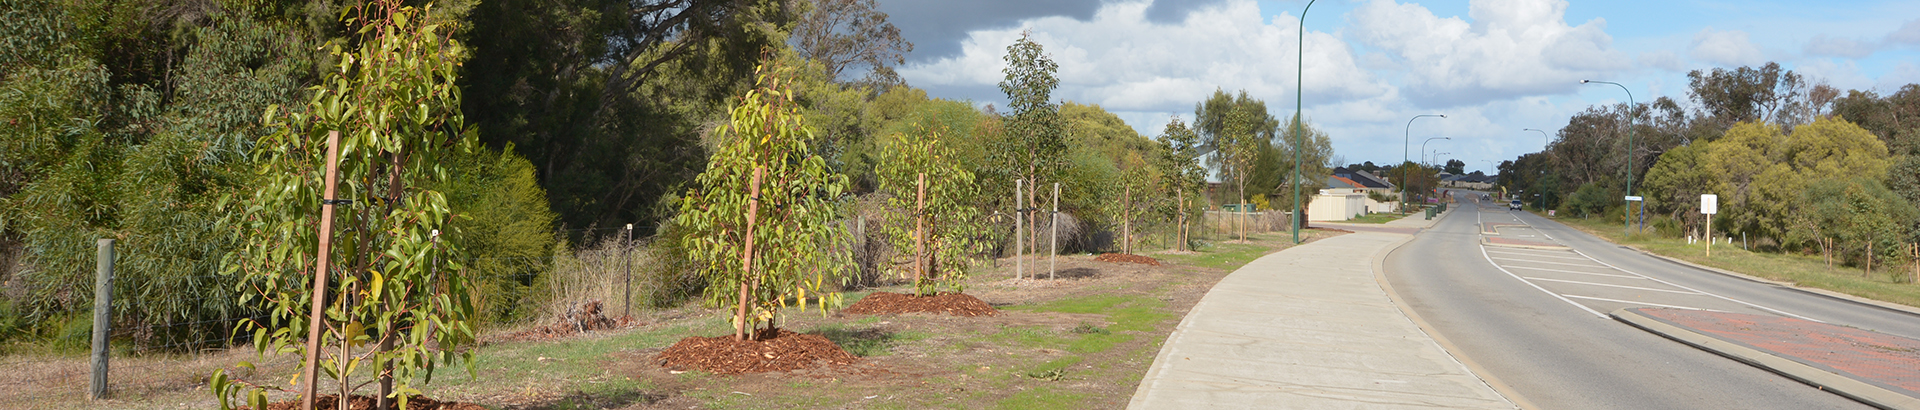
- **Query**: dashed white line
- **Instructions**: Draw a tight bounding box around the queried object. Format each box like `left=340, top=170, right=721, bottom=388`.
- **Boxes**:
left=1522, top=277, right=1705, bottom=295
left=1567, top=249, right=1820, bottom=322
left=1479, top=245, right=1607, bottom=318
left=1562, top=295, right=1717, bottom=312
left=1490, top=257, right=1608, bottom=268
left=1505, top=265, right=1648, bottom=280
left=1484, top=250, right=1592, bottom=261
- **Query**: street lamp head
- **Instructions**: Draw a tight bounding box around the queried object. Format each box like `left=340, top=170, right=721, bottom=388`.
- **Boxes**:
left=1439, top=114, right=1447, bottom=118
left=1581, top=79, right=1591, bottom=84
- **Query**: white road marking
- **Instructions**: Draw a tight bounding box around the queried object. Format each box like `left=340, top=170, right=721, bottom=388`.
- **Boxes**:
left=1567, top=249, right=1820, bottom=322
left=1479, top=245, right=1607, bottom=318
left=1522, top=277, right=1705, bottom=295
left=1484, top=250, right=1591, bottom=261
left=1506, top=265, right=1650, bottom=280
left=1562, top=295, right=1719, bottom=311
left=1490, top=257, right=1608, bottom=268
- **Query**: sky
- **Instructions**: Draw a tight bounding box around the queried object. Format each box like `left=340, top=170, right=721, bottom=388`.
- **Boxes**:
left=876, top=0, right=1920, bottom=175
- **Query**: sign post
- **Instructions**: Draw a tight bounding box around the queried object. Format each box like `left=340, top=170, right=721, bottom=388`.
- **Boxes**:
left=1701, top=194, right=1718, bottom=258
left=1624, top=196, right=1644, bottom=235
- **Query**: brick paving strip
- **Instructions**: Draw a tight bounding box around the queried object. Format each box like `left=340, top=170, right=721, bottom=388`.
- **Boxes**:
left=1614, top=307, right=1920, bottom=409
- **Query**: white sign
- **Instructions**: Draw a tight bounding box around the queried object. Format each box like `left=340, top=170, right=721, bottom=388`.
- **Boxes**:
left=1624, top=195, right=1644, bottom=202
left=1701, top=194, right=1718, bottom=215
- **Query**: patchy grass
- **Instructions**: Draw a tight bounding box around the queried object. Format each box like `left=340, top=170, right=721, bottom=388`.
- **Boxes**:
left=1346, top=212, right=1402, bottom=224
left=1550, top=213, right=1920, bottom=308
left=1156, top=233, right=1291, bottom=271
left=806, top=323, right=930, bottom=357
left=994, top=386, right=1087, bottom=410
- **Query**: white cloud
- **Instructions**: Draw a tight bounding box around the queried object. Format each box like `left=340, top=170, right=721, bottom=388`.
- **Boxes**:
left=1794, top=59, right=1875, bottom=91
left=1638, top=50, right=1684, bottom=72
left=1879, top=62, right=1920, bottom=91
left=1888, top=19, right=1920, bottom=46
left=898, top=0, right=1388, bottom=114
left=1803, top=34, right=1876, bottom=59
left=1688, top=28, right=1765, bottom=67
left=1345, top=0, right=1629, bottom=108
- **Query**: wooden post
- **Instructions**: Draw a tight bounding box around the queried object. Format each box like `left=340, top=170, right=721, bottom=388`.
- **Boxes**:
left=1176, top=189, right=1186, bottom=252
left=1705, top=214, right=1712, bottom=258
left=300, top=131, right=343, bottom=410
left=1123, top=185, right=1131, bottom=254
left=623, top=224, right=633, bottom=318
left=915, top=173, right=927, bottom=293
left=1867, top=241, right=1874, bottom=277
left=1015, top=179, right=1023, bottom=280
left=89, top=239, right=114, bottom=400
left=736, top=167, right=763, bottom=341
left=1050, top=182, right=1059, bottom=281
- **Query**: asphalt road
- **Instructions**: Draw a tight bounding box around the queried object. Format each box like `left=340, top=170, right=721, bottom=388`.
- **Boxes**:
left=1384, top=192, right=1920, bottom=409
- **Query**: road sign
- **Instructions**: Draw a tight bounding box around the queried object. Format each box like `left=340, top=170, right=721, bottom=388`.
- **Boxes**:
left=1625, top=195, right=1643, bottom=201
left=1701, top=194, right=1718, bottom=215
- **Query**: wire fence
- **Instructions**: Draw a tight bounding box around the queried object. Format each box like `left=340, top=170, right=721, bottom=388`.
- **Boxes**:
left=0, top=231, right=668, bottom=409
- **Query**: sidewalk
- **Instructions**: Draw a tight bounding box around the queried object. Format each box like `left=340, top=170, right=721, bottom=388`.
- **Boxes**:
left=1614, top=307, right=1920, bottom=409
left=1129, top=211, right=1514, bottom=409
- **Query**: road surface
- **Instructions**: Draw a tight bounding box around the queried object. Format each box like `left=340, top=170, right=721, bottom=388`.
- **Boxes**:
left=1384, top=192, right=1920, bottom=409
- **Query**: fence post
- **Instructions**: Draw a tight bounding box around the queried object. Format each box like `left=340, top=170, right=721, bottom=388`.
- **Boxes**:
left=624, top=223, right=633, bottom=318
left=90, top=238, right=114, bottom=400
left=1050, top=182, right=1059, bottom=281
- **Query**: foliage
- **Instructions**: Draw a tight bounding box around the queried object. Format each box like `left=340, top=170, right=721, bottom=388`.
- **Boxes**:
left=672, top=57, right=850, bottom=341
left=1640, top=143, right=1714, bottom=227
left=1443, top=159, right=1465, bottom=175
left=875, top=127, right=987, bottom=295
left=461, top=0, right=793, bottom=235
left=1565, top=182, right=1615, bottom=218
left=2, top=0, right=319, bottom=348
left=1796, top=178, right=1918, bottom=268
left=216, top=4, right=477, bottom=408
left=790, top=0, right=913, bottom=88
left=436, top=145, right=559, bottom=324
left=1156, top=117, right=1206, bottom=250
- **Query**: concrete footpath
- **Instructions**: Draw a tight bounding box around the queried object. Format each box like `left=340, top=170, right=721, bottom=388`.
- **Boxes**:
left=1128, top=211, right=1514, bottom=409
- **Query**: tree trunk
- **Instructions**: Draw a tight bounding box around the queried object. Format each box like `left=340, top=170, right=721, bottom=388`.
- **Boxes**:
left=736, top=168, right=763, bottom=341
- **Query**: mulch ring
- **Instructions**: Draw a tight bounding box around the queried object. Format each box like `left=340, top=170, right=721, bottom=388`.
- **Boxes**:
left=249, top=394, right=486, bottom=410
left=498, top=300, right=638, bottom=342
left=1094, top=253, right=1161, bottom=266
left=655, top=328, right=860, bottom=375
left=842, top=291, right=1000, bottom=316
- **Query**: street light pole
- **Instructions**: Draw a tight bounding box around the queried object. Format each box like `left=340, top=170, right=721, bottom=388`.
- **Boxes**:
left=1291, top=0, right=1316, bottom=244
left=1582, top=80, right=1636, bottom=236
left=1421, top=137, right=1450, bottom=166
left=1402, top=114, right=1444, bottom=212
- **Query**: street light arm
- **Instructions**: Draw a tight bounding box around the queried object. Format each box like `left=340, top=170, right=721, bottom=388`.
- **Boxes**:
left=1400, top=114, right=1444, bottom=212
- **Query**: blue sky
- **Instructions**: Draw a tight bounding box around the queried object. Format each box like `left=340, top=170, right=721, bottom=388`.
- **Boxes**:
left=880, top=0, right=1920, bottom=174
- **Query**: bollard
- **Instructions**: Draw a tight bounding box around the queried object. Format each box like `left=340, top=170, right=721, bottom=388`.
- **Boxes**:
left=91, top=239, right=115, bottom=400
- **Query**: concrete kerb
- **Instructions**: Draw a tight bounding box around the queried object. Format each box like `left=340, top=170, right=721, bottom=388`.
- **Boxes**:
left=1625, top=246, right=1920, bottom=317
left=1373, top=214, right=1532, bottom=410
left=1611, top=308, right=1920, bottom=410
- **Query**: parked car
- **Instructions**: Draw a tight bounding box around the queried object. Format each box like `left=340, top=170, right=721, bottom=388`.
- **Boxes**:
left=1509, top=200, right=1523, bottom=210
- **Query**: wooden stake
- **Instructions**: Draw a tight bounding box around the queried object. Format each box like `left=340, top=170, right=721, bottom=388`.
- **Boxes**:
left=300, top=131, right=343, bottom=410
left=1050, top=182, right=1059, bottom=281
left=735, top=167, right=763, bottom=341
left=1015, top=179, right=1023, bottom=281
left=1123, top=185, right=1131, bottom=254
left=915, top=173, right=927, bottom=294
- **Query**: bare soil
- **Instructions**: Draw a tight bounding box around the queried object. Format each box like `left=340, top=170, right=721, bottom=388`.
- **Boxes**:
left=842, top=292, right=999, bottom=316
left=250, top=394, right=486, bottom=410
left=1094, top=253, right=1161, bottom=266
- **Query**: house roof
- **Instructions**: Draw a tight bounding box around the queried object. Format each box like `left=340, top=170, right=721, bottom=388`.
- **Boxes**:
left=1333, top=166, right=1395, bottom=189
left=1325, top=175, right=1361, bottom=189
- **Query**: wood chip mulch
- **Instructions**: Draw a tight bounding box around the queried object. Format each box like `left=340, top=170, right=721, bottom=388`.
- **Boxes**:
left=841, top=291, right=1000, bottom=316
left=654, top=328, right=859, bottom=375
left=1094, top=253, right=1162, bottom=266
left=251, top=394, right=486, bottom=410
